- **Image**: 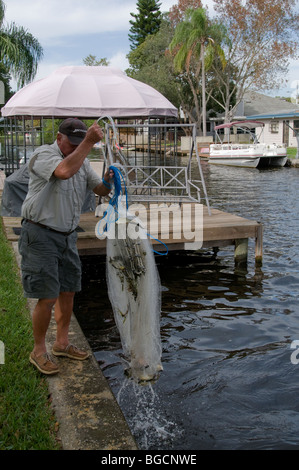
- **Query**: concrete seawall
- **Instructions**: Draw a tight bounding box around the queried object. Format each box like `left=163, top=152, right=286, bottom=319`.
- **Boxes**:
left=12, top=242, right=138, bottom=451
left=289, top=158, right=299, bottom=167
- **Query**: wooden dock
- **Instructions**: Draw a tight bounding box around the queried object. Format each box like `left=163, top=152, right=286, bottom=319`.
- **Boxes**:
left=2, top=204, right=263, bottom=264
left=0, top=165, right=263, bottom=264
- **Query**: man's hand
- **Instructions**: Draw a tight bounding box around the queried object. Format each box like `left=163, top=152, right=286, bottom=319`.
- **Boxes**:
left=93, top=168, right=115, bottom=196
left=103, top=168, right=115, bottom=185
left=84, top=122, right=104, bottom=146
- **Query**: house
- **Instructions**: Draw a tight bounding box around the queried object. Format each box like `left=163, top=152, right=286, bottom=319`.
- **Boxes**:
left=233, top=91, right=299, bottom=148
left=179, top=90, right=299, bottom=152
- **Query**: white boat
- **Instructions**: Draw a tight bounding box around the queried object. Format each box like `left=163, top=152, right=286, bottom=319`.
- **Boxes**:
left=209, top=121, right=287, bottom=168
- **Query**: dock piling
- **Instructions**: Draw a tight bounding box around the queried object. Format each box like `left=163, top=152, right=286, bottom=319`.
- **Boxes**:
left=234, top=238, right=249, bottom=265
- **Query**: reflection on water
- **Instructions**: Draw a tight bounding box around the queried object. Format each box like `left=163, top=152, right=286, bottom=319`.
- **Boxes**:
left=74, top=165, right=299, bottom=450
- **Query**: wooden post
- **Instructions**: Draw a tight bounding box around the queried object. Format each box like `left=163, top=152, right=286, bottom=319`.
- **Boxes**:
left=255, top=224, right=263, bottom=265
left=0, top=81, right=4, bottom=105
left=234, top=238, right=248, bottom=265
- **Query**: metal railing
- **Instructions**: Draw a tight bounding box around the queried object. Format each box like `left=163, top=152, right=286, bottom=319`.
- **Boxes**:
left=2, top=116, right=211, bottom=214
left=102, top=121, right=211, bottom=214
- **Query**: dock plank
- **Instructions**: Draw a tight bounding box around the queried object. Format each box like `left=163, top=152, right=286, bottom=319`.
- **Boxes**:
left=2, top=203, right=262, bottom=262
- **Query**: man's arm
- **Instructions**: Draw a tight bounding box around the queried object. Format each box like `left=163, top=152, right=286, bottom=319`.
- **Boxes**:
left=54, top=122, right=103, bottom=180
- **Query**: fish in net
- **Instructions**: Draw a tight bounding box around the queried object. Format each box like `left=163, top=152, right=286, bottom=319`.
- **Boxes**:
left=98, top=166, right=163, bottom=382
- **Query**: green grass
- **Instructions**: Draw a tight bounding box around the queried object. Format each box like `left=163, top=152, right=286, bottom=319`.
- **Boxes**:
left=0, top=218, right=60, bottom=450
left=287, top=147, right=298, bottom=158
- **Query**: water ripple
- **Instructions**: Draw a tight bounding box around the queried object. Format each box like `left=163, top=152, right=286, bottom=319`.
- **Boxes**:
left=74, top=166, right=299, bottom=450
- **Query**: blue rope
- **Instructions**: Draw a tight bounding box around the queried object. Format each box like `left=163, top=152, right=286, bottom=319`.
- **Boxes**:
left=148, top=234, right=169, bottom=256
left=97, top=166, right=168, bottom=255
left=109, top=165, right=128, bottom=210
left=96, top=166, right=126, bottom=237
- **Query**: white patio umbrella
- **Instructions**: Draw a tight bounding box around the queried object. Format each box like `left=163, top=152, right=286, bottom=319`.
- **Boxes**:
left=1, top=66, right=178, bottom=118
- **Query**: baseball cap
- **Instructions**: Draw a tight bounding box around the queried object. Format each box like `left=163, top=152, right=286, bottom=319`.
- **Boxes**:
left=58, top=118, right=87, bottom=145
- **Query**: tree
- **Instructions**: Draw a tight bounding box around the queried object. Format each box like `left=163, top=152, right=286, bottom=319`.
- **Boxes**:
left=127, top=18, right=182, bottom=109
left=168, top=0, right=203, bottom=26
left=213, top=0, right=299, bottom=121
left=83, top=55, right=110, bottom=66
left=0, top=0, right=43, bottom=89
left=129, top=0, right=162, bottom=50
left=169, top=8, right=226, bottom=135
left=0, top=63, right=13, bottom=102
left=127, top=16, right=205, bottom=134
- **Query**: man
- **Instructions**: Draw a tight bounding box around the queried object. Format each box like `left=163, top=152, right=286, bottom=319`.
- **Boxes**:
left=19, top=118, right=112, bottom=375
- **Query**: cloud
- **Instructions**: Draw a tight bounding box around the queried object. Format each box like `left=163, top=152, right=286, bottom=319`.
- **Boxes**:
left=5, top=0, right=176, bottom=90
left=4, top=1, right=218, bottom=47
left=5, top=0, right=297, bottom=97
left=109, top=51, right=130, bottom=71
left=4, top=0, right=178, bottom=45
left=4, top=0, right=137, bottom=43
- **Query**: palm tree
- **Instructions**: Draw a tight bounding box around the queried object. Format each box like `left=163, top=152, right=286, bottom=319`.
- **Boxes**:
left=0, top=0, right=43, bottom=89
left=169, top=8, right=225, bottom=136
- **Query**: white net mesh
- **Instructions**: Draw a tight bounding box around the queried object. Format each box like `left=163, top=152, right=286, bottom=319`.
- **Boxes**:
left=106, top=214, right=163, bottom=382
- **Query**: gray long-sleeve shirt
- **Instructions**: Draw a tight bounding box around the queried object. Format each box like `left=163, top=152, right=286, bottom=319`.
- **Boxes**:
left=21, top=141, right=101, bottom=232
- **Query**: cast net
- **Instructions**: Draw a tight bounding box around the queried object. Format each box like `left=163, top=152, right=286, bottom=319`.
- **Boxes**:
left=106, top=212, right=163, bottom=382
left=96, top=118, right=163, bottom=382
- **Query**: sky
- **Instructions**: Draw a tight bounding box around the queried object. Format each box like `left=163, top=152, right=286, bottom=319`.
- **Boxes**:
left=3, top=0, right=299, bottom=100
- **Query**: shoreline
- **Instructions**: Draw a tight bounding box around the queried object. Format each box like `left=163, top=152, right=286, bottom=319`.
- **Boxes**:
left=11, top=242, right=138, bottom=451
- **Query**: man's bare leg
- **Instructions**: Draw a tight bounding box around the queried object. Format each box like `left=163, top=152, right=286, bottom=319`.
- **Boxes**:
left=53, top=291, right=75, bottom=349
left=32, top=298, right=57, bottom=356
left=52, top=291, right=89, bottom=360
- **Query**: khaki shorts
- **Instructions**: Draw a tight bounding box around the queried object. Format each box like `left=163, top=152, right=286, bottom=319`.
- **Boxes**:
left=18, top=220, right=82, bottom=299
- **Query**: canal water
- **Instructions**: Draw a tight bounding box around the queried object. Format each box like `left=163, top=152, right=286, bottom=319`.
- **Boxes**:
left=74, top=163, right=299, bottom=450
